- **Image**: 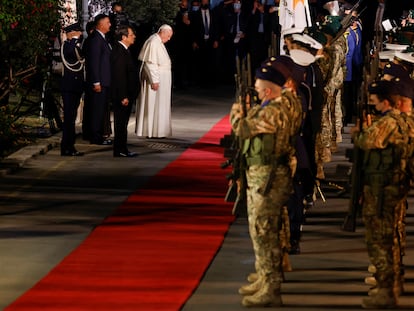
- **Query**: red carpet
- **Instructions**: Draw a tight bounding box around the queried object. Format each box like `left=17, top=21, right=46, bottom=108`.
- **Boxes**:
left=6, top=116, right=234, bottom=311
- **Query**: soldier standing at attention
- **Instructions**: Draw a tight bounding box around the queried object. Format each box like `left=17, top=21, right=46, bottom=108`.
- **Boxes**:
left=230, top=61, right=301, bottom=307
left=351, top=80, right=411, bottom=309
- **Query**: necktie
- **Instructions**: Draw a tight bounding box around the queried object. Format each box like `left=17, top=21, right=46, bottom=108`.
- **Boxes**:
left=258, top=13, right=264, bottom=33
left=203, top=10, right=209, bottom=35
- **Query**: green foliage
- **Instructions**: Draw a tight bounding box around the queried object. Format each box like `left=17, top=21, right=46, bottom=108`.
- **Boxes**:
left=0, top=0, right=62, bottom=72
left=0, top=105, right=34, bottom=158
left=122, top=0, right=178, bottom=28
left=0, top=0, right=62, bottom=157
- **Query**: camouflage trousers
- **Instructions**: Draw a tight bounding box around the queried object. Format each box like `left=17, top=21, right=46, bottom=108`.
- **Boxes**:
left=393, top=198, right=407, bottom=295
left=362, top=182, right=404, bottom=290
left=246, top=164, right=292, bottom=285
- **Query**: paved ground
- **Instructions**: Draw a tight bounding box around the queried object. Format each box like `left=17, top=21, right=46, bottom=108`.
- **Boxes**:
left=1, top=85, right=414, bottom=310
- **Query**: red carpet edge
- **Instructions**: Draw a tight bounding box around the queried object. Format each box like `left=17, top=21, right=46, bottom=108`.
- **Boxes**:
left=6, top=116, right=235, bottom=311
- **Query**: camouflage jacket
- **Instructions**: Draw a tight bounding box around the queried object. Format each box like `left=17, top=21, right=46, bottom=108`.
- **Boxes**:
left=352, top=109, right=411, bottom=175
left=230, top=91, right=302, bottom=168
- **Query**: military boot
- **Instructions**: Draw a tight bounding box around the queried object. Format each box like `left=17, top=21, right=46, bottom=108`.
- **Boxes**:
left=241, top=282, right=282, bottom=308
left=368, top=287, right=378, bottom=297
left=247, top=272, right=258, bottom=283
left=282, top=252, right=292, bottom=272
left=362, top=288, right=396, bottom=309
left=239, top=277, right=263, bottom=295
left=365, top=276, right=377, bottom=287
left=393, top=274, right=404, bottom=297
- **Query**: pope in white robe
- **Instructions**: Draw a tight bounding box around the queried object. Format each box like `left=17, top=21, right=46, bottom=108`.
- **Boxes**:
left=135, top=24, right=173, bottom=138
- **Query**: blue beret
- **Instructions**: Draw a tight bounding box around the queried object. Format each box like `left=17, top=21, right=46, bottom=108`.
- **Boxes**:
left=393, top=77, right=414, bottom=99
left=368, top=80, right=399, bottom=97
left=261, top=56, right=305, bottom=84
left=255, top=65, right=286, bottom=86
left=382, top=62, right=411, bottom=80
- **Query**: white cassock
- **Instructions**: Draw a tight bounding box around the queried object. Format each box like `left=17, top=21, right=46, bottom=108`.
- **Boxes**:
left=135, top=33, right=172, bottom=138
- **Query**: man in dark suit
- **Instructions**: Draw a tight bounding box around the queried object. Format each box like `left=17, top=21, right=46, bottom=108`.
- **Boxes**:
left=190, top=0, right=220, bottom=86
left=247, top=0, right=271, bottom=74
left=85, top=14, right=112, bottom=145
left=221, top=0, right=249, bottom=83
left=60, top=22, right=85, bottom=156
left=111, top=25, right=139, bottom=157
left=81, top=20, right=96, bottom=141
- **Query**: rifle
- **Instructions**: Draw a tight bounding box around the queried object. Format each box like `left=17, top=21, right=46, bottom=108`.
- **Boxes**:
left=331, top=1, right=365, bottom=45
left=223, top=54, right=256, bottom=217
left=342, top=2, right=383, bottom=232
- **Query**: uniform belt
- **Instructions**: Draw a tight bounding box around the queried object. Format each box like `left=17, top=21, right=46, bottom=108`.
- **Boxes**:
left=245, top=155, right=288, bottom=167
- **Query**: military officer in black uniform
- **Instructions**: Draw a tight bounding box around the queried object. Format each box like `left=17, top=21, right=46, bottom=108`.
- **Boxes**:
left=60, top=22, right=85, bottom=156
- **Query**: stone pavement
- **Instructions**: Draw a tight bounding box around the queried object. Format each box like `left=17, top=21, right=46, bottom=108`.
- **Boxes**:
left=1, top=86, right=414, bottom=310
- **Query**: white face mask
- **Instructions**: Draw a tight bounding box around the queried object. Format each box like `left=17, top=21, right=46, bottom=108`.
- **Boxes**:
left=233, top=3, right=241, bottom=10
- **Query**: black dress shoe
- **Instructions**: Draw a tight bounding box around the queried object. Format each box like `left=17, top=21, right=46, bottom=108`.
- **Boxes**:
left=91, top=139, right=113, bottom=145
left=101, top=139, right=113, bottom=145
left=114, top=151, right=138, bottom=157
left=61, top=150, right=84, bottom=156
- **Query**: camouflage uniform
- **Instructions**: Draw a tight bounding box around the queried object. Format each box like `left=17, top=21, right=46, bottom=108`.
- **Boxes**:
left=393, top=113, right=414, bottom=296
left=353, top=109, right=411, bottom=308
left=315, top=36, right=346, bottom=179
left=230, top=90, right=301, bottom=306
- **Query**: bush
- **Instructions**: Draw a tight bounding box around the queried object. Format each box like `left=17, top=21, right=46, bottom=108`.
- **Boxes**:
left=0, top=0, right=62, bottom=157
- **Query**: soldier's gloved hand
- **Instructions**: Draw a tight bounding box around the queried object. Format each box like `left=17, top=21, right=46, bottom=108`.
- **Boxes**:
left=231, top=103, right=244, bottom=119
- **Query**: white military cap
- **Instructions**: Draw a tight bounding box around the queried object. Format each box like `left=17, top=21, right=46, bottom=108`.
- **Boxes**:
left=282, top=27, right=305, bottom=37
left=292, top=33, right=323, bottom=50
left=378, top=50, right=395, bottom=62
left=289, top=49, right=316, bottom=66
left=394, top=51, right=414, bottom=65
left=384, top=43, right=410, bottom=51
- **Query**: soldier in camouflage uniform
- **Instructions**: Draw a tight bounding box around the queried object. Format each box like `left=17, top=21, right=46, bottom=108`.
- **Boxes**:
left=351, top=79, right=411, bottom=309
left=230, top=61, right=301, bottom=307
left=315, top=15, right=347, bottom=179
left=366, top=61, right=414, bottom=298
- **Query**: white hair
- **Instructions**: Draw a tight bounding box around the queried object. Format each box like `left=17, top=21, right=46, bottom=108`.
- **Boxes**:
left=158, top=24, right=173, bottom=34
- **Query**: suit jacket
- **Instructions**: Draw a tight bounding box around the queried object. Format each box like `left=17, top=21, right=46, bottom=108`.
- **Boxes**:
left=246, top=9, right=271, bottom=43
left=190, top=8, right=220, bottom=46
left=86, top=30, right=112, bottom=87
left=223, top=7, right=248, bottom=37
left=110, top=42, right=139, bottom=103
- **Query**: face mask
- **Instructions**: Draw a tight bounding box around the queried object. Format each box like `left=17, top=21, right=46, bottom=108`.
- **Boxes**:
left=233, top=3, right=241, bottom=10
left=192, top=5, right=200, bottom=11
